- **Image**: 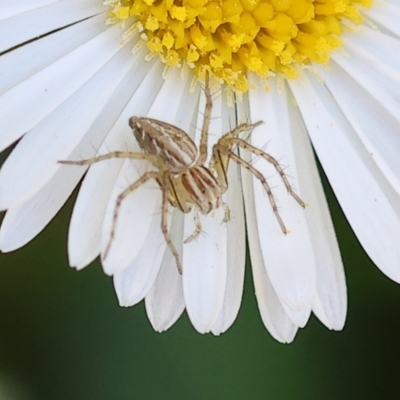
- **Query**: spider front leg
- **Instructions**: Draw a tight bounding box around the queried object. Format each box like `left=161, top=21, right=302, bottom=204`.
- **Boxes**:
left=209, top=121, right=263, bottom=193
left=213, top=146, right=290, bottom=234
left=220, top=138, right=305, bottom=208
left=222, top=120, right=264, bottom=141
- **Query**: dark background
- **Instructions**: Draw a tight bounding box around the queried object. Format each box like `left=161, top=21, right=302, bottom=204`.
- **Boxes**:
left=1, top=149, right=400, bottom=400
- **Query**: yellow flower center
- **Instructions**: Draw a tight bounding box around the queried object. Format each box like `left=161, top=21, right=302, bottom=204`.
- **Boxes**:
left=105, top=0, right=372, bottom=92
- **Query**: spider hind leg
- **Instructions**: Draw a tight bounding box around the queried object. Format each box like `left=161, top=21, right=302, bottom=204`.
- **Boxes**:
left=103, top=171, right=160, bottom=260
left=183, top=207, right=203, bottom=244
left=161, top=175, right=184, bottom=274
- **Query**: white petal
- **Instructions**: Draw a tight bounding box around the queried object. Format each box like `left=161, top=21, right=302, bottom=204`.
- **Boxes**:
left=0, top=0, right=105, bottom=53
left=68, top=61, right=164, bottom=269
left=364, top=1, right=400, bottom=38
left=282, top=87, right=347, bottom=330
left=317, top=54, right=400, bottom=198
left=146, top=68, right=196, bottom=125
left=113, top=210, right=165, bottom=307
left=345, top=26, right=400, bottom=72
left=0, top=42, right=138, bottom=210
left=332, top=39, right=400, bottom=125
left=0, top=13, right=107, bottom=96
left=100, top=157, right=161, bottom=275
left=183, top=207, right=228, bottom=333
left=0, top=21, right=124, bottom=152
left=251, top=260, right=298, bottom=343
left=211, top=102, right=246, bottom=335
left=182, top=93, right=228, bottom=333
left=289, top=73, right=400, bottom=283
left=0, top=0, right=58, bottom=22
left=247, top=75, right=316, bottom=317
left=241, top=142, right=298, bottom=342
left=69, top=131, right=128, bottom=270
left=0, top=165, right=83, bottom=251
left=145, top=210, right=185, bottom=332
left=0, top=60, right=163, bottom=252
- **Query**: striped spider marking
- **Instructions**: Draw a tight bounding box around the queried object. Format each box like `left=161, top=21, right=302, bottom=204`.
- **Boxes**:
left=60, top=76, right=305, bottom=273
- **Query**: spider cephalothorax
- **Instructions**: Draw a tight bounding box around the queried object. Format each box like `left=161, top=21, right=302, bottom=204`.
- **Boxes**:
left=60, top=76, right=305, bottom=273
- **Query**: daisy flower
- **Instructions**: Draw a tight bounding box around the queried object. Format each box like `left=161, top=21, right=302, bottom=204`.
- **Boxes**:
left=0, top=0, right=399, bottom=341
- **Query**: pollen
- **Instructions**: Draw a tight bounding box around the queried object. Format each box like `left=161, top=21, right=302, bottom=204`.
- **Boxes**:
left=106, top=0, right=372, bottom=92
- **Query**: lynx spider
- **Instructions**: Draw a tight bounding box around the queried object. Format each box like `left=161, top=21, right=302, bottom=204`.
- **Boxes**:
left=60, top=75, right=305, bottom=273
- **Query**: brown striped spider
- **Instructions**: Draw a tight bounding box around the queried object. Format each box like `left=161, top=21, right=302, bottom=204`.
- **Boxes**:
left=60, top=76, right=305, bottom=273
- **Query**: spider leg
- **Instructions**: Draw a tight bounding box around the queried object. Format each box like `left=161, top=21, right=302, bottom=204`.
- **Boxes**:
left=184, top=207, right=202, bottom=244
left=59, top=151, right=160, bottom=166
left=222, top=138, right=305, bottom=208
left=161, top=175, right=183, bottom=274
left=222, top=202, right=231, bottom=223
left=220, top=121, right=263, bottom=141
left=196, top=71, right=213, bottom=166
left=215, top=146, right=289, bottom=234
left=103, top=171, right=160, bottom=260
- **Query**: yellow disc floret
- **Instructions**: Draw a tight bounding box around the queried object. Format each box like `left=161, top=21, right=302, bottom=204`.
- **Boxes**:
left=105, top=0, right=372, bottom=92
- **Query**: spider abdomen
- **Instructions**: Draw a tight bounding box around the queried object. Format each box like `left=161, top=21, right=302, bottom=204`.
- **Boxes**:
left=129, top=117, right=197, bottom=171
left=180, top=166, right=222, bottom=215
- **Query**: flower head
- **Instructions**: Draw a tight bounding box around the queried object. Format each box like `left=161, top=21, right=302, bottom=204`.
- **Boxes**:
left=0, top=0, right=399, bottom=341
left=107, top=0, right=369, bottom=92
